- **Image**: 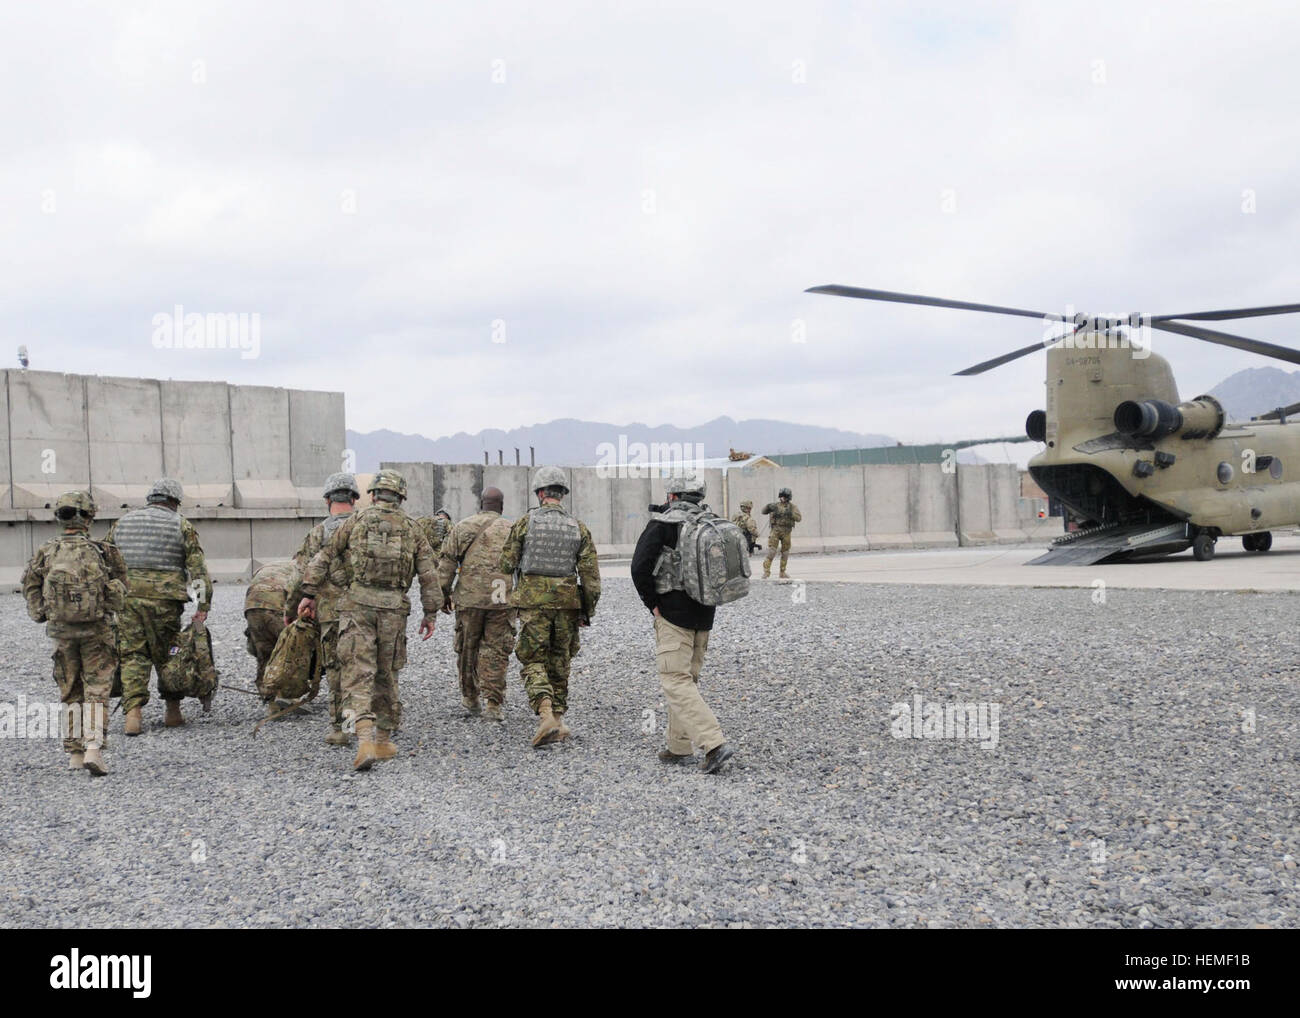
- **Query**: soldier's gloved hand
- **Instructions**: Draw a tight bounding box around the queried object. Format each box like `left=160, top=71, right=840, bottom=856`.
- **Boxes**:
left=419, top=616, right=435, bottom=640
left=297, top=597, right=317, bottom=620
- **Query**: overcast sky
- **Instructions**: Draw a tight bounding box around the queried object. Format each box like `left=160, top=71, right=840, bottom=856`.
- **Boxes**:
left=4, top=1, right=1299, bottom=461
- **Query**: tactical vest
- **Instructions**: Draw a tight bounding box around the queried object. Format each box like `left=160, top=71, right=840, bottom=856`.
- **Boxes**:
left=769, top=502, right=798, bottom=531
left=346, top=507, right=417, bottom=591
left=519, top=506, right=581, bottom=577
left=115, top=505, right=186, bottom=572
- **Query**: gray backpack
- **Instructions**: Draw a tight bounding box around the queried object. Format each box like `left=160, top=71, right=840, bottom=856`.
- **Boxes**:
left=652, top=504, right=750, bottom=606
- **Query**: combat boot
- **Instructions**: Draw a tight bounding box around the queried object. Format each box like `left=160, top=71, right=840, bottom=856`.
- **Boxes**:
left=68, top=752, right=84, bottom=770
left=657, top=748, right=693, bottom=765
left=124, top=706, right=142, bottom=736
left=373, top=728, right=398, bottom=761
left=353, top=720, right=378, bottom=771
left=779, top=571, right=790, bottom=579
left=164, top=699, right=185, bottom=728
left=82, top=704, right=107, bottom=776
left=461, top=695, right=482, bottom=716
left=531, top=697, right=562, bottom=747
left=324, top=724, right=350, bottom=746
left=553, top=709, right=571, bottom=742
left=482, top=702, right=504, bottom=723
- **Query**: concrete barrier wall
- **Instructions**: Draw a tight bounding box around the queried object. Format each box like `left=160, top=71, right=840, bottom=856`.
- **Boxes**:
left=381, top=461, right=1026, bottom=556
left=162, top=380, right=234, bottom=506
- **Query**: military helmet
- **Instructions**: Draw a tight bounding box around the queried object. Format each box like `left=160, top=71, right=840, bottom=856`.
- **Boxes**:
left=147, top=477, right=184, bottom=504
left=367, top=469, right=407, bottom=500
left=322, top=471, right=360, bottom=500
left=779, top=487, right=792, bottom=499
left=54, top=490, right=96, bottom=519
left=665, top=472, right=706, bottom=497
left=530, top=466, right=570, bottom=494
left=740, top=499, right=753, bottom=510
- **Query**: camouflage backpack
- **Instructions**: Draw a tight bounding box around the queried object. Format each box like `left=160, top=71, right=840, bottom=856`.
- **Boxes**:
left=42, top=536, right=122, bottom=625
left=651, top=503, right=751, bottom=606
left=159, top=619, right=220, bottom=700
left=260, top=619, right=321, bottom=701
left=348, top=509, right=417, bottom=590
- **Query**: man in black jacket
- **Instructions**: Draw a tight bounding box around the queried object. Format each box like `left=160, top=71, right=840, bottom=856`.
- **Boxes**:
left=631, top=474, right=734, bottom=774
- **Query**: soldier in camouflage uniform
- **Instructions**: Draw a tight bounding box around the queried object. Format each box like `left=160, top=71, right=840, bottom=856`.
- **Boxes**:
left=436, top=487, right=515, bottom=722
left=499, top=467, right=601, bottom=747
left=297, top=469, right=440, bottom=771
left=105, top=478, right=212, bottom=734
left=287, top=472, right=359, bottom=746
left=21, top=491, right=127, bottom=776
left=732, top=499, right=760, bottom=553
left=761, top=487, right=802, bottom=579
left=244, top=560, right=297, bottom=700
left=417, top=508, right=453, bottom=555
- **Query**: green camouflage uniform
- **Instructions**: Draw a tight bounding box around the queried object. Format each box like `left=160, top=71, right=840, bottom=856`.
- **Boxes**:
left=244, top=560, right=297, bottom=697
left=21, top=528, right=127, bottom=753
left=299, top=503, right=440, bottom=732
left=498, top=504, right=601, bottom=715
left=417, top=514, right=451, bottom=555
left=761, top=500, right=802, bottom=575
left=105, top=509, right=212, bottom=712
left=437, top=510, right=516, bottom=707
left=288, top=511, right=354, bottom=726
left=731, top=509, right=759, bottom=549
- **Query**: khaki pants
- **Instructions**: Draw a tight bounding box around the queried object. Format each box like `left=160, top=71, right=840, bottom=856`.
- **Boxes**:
left=654, top=615, right=724, bottom=755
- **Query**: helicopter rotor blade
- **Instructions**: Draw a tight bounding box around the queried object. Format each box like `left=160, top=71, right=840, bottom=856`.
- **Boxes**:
left=952, top=336, right=1072, bottom=376
left=1149, top=320, right=1300, bottom=367
left=1153, top=303, right=1300, bottom=322
left=805, top=285, right=1053, bottom=322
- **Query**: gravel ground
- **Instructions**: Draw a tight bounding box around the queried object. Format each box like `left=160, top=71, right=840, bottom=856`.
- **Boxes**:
left=1, top=575, right=1296, bottom=928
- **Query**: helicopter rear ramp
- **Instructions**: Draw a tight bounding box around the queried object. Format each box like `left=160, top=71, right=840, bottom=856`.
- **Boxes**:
left=1026, top=522, right=1190, bottom=565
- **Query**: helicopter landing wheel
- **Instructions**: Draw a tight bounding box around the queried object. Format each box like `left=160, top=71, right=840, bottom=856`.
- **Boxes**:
left=1192, top=533, right=1217, bottom=561
left=1244, top=531, right=1272, bottom=553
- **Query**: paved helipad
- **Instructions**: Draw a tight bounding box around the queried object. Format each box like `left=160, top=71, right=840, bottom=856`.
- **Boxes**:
left=608, top=534, right=1300, bottom=592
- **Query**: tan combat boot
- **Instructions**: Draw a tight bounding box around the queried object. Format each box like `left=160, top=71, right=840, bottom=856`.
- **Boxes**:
left=324, top=724, right=350, bottom=746
left=82, top=703, right=107, bottom=776
left=164, top=700, right=185, bottom=728
left=553, top=709, right=571, bottom=742
left=482, top=702, right=504, bottom=723
left=532, top=697, right=562, bottom=747
left=68, top=752, right=84, bottom=770
left=373, top=728, right=398, bottom=761
left=353, top=720, right=378, bottom=771
left=124, top=706, right=142, bottom=736
left=461, top=695, right=482, bottom=716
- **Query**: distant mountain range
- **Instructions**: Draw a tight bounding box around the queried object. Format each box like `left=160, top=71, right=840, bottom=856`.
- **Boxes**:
left=1207, top=366, right=1300, bottom=421
left=346, top=416, right=896, bottom=471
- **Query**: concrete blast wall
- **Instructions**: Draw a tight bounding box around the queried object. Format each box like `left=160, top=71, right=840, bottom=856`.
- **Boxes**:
left=384, top=461, right=1037, bottom=555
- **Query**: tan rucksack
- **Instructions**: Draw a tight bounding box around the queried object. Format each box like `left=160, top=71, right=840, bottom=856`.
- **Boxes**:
left=42, top=536, right=120, bottom=625
left=261, top=619, right=321, bottom=702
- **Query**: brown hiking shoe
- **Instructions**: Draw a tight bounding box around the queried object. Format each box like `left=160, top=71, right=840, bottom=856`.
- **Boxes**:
left=164, top=700, right=185, bottom=728
left=353, top=720, right=378, bottom=771
left=124, top=707, right=142, bottom=736
left=482, top=702, right=504, bottom=723
left=324, top=725, right=350, bottom=746
left=657, top=748, right=694, bottom=765
left=532, top=697, right=562, bottom=747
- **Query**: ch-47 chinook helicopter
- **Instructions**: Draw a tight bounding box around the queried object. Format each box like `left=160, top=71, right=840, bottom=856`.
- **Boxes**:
left=807, top=284, right=1300, bottom=564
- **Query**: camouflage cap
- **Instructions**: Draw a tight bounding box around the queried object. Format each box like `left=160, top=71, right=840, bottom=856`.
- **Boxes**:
left=54, top=490, right=96, bottom=517
left=530, top=466, right=569, bottom=494
left=323, top=471, right=360, bottom=500
left=665, top=472, right=706, bottom=497
left=367, top=468, right=407, bottom=500
left=778, top=487, right=792, bottom=498
left=147, top=477, right=184, bottom=504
